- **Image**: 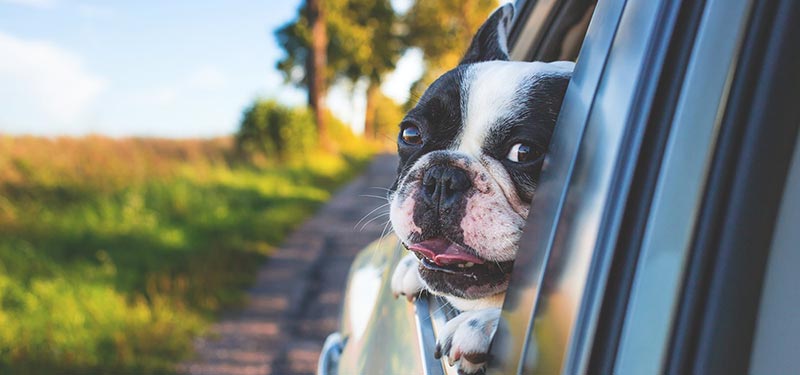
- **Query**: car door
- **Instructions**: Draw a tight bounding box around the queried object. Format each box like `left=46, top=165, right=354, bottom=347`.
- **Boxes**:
left=493, top=0, right=799, bottom=374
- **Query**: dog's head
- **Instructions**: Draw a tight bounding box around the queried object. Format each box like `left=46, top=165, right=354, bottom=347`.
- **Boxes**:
left=389, top=4, right=573, bottom=302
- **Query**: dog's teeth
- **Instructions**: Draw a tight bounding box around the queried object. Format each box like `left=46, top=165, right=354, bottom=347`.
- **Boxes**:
left=465, top=262, right=474, bottom=267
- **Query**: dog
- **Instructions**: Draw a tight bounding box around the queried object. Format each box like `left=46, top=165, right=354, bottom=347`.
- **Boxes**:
left=388, top=4, right=573, bottom=374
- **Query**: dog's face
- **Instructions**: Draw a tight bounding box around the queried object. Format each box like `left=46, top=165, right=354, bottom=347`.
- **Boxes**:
left=389, top=4, right=572, bottom=302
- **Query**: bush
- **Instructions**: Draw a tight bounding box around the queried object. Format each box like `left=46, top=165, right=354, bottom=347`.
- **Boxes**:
left=235, top=99, right=382, bottom=164
left=235, top=100, right=317, bottom=163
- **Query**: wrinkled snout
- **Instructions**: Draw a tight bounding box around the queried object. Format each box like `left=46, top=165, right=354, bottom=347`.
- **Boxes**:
left=420, top=164, right=472, bottom=214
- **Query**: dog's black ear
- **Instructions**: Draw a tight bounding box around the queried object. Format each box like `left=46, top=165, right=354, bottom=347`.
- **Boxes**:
left=460, top=3, right=514, bottom=65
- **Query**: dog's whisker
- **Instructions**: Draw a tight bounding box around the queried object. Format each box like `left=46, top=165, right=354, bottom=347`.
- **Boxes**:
left=359, top=212, right=391, bottom=232
left=354, top=203, right=391, bottom=230
left=422, top=299, right=448, bottom=322
left=368, top=186, right=393, bottom=197
left=367, top=186, right=394, bottom=200
left=368, top=220, right=394, bottom=266
left=447, top=303, right=459, bottom=318
left=378, top=218, right=393, bottom=240
left=374, top=219, right=394, bottom=252
left=359, top=194, right=390, bottom=201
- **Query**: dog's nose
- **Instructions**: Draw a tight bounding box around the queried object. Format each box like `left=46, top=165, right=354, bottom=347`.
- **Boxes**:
left=421, top=165, right=472, bottom=211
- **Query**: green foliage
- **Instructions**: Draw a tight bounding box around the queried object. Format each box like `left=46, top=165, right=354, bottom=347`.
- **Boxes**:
left=235, top=99, right=317, bottom=163
left=235, top=99, right=376, bottom=163
left=404, top=0, right=497, bottom=73
left=0, top=136, right=371, bottom=374
left=403, top=0, right=498, bottom=106
left=276, top=0, right=401, bottom=88
left=328, top=0, right=401, bottom=83
left=371, top=92, right=405, bottom=144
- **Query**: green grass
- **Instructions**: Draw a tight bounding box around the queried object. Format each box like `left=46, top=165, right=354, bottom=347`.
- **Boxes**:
left=0, top=136, right=372, bottom=374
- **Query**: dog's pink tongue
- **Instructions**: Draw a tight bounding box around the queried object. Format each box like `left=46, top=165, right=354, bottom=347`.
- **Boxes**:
left=408, top=239, right=485, bottom=266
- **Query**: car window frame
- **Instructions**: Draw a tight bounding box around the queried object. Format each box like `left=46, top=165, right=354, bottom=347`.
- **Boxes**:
left=492, top=0, right=763, bottom=373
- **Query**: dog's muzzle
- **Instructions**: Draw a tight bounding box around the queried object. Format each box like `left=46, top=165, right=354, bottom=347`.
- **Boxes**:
left=420, top=164, right=471, bottom=214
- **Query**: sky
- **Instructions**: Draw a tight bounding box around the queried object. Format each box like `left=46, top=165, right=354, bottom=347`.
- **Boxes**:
left=0, top=0, right=422, bottom=138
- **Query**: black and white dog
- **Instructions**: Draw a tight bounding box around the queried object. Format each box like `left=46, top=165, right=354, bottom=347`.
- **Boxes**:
left=389, top=4, right=573, bottom=374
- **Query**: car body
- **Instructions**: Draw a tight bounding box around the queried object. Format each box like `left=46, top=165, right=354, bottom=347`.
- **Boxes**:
left=319, top=0, right=800, bottom=373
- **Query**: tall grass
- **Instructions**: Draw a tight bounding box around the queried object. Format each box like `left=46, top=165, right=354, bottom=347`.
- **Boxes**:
left=0, top=135, right=373, bottom=374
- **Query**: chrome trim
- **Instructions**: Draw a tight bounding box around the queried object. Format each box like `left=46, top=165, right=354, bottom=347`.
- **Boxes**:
left=414, top=296, right=447, bottom=375
left=426, top=296, right=461, bottom=375
left=488, top=0, right=628, bottom=372
left=614, top=0, right=754, bottom=373
left=317, top=332, right=344, bottom=375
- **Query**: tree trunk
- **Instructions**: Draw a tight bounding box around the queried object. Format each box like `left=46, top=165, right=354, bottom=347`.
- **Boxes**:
left=306, top=0, right=330, bottom=150
left=363, top=80, right=380, bottom=140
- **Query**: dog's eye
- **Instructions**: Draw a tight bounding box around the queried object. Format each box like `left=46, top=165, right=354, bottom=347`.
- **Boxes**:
left=506, top=143, right=539, bottom=163
left=400, top=125, right=423, bottom=145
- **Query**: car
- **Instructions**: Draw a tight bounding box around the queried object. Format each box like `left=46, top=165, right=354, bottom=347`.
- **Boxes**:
left=318, top=0, right=800, bottom=373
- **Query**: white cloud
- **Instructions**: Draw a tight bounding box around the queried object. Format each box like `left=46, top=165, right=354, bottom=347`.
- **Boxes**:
left=0, top=0, right=56, bottom=9
left=0, top=31, right=107, bottom=130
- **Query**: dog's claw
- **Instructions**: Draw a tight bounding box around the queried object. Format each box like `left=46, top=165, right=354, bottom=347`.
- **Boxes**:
left=463, top=352, right=490, bottom=364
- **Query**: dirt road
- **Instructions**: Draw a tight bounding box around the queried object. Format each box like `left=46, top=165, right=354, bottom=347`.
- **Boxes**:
left=179, top=154, right=399, bottom=375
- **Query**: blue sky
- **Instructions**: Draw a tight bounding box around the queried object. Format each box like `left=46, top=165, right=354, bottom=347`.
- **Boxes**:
left=0, top=0, right=421, bottom=138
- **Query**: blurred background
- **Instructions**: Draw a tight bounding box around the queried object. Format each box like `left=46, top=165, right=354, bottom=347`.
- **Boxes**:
left=0, top=0, right=506, bottom=373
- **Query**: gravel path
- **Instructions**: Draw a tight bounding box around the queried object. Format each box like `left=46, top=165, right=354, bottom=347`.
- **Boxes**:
left=179, top=154, right=399, bottom=375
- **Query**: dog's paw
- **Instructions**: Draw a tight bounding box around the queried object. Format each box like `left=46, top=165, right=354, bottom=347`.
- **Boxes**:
left=390, top=253, right=425, bottom=301
left=435, top=308, right=501, bottom=375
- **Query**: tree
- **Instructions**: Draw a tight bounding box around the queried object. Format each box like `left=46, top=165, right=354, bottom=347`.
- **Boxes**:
left=307, top=0, right=329, bottom=148
left=275, top=0, right=401, bottom=141
left=328, top=0, right=400, bottom=139
left=402, top=0, right=497, bottom=107
left=275, top=0, right=330, bottom=148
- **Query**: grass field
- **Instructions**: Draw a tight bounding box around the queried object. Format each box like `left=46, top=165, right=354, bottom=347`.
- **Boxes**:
left=0, top=135, right=373, bottom=374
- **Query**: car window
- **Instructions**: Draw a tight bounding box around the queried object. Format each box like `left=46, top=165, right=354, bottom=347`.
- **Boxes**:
left=494, top=0, right=763, bottom=373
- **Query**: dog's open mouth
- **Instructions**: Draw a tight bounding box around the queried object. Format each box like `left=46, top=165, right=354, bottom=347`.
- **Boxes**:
left=406, top=238, right=513, bottom=276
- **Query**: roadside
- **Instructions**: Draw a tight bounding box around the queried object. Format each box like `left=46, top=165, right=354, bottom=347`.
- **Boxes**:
left=179, top=153, right=399, bottom=375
